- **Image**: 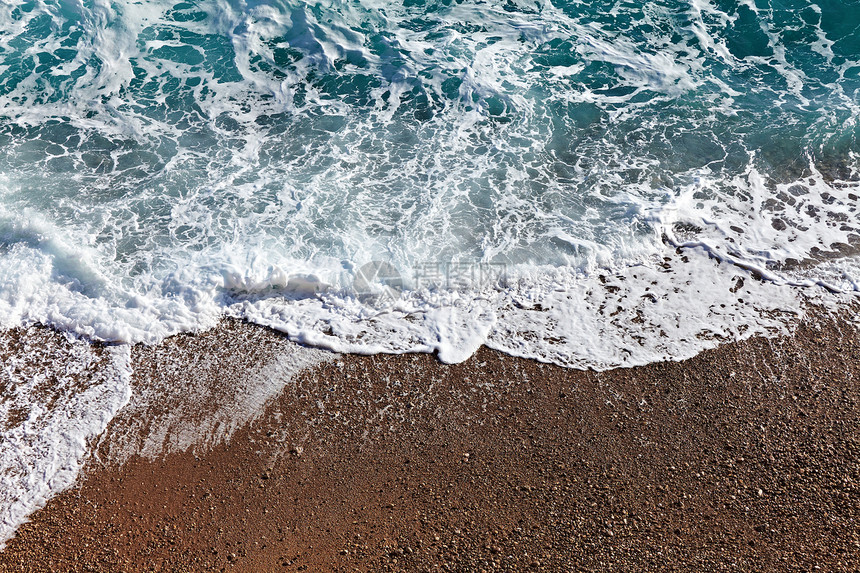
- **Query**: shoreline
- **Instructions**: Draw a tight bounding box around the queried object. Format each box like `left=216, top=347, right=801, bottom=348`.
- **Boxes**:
left=0, top=306, right=859, bottom=571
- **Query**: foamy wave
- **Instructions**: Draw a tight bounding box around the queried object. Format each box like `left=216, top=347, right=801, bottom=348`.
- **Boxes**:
left=0, top=334, right=131, bottom=549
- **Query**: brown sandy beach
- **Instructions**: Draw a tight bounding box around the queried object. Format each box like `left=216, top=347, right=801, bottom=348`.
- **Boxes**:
left=1, top=307, right=860, bottom=572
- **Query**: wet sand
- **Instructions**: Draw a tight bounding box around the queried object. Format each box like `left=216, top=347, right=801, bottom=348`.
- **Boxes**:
left=1, top=307, right=860, bottom=572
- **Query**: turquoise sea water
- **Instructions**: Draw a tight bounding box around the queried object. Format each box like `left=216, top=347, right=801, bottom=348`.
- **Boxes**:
left=0, top=0, right=858, bottom=357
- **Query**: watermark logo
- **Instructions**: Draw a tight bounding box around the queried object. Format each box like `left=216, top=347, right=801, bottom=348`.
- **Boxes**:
left=352, top=261, right=404, bottom=305
left=353, top=260, right=508, bottom=307
left=413, top=261, right=507, bottom=291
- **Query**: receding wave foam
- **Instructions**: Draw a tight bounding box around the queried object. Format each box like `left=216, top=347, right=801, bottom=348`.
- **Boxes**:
left=0, top=331, right=131, bottom=548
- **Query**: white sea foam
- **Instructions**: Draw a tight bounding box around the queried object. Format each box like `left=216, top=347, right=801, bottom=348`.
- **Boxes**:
left=103, top=331, right=332, bottom=464
left=0, top=334, right=131, bottom=549
left=0, top=158, right=858, bottom=368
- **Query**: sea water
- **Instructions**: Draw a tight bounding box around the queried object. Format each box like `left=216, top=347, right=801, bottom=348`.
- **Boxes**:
left=1, top=0, right=859, bottom=361
left=0, top=0, right=859, bottom=545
